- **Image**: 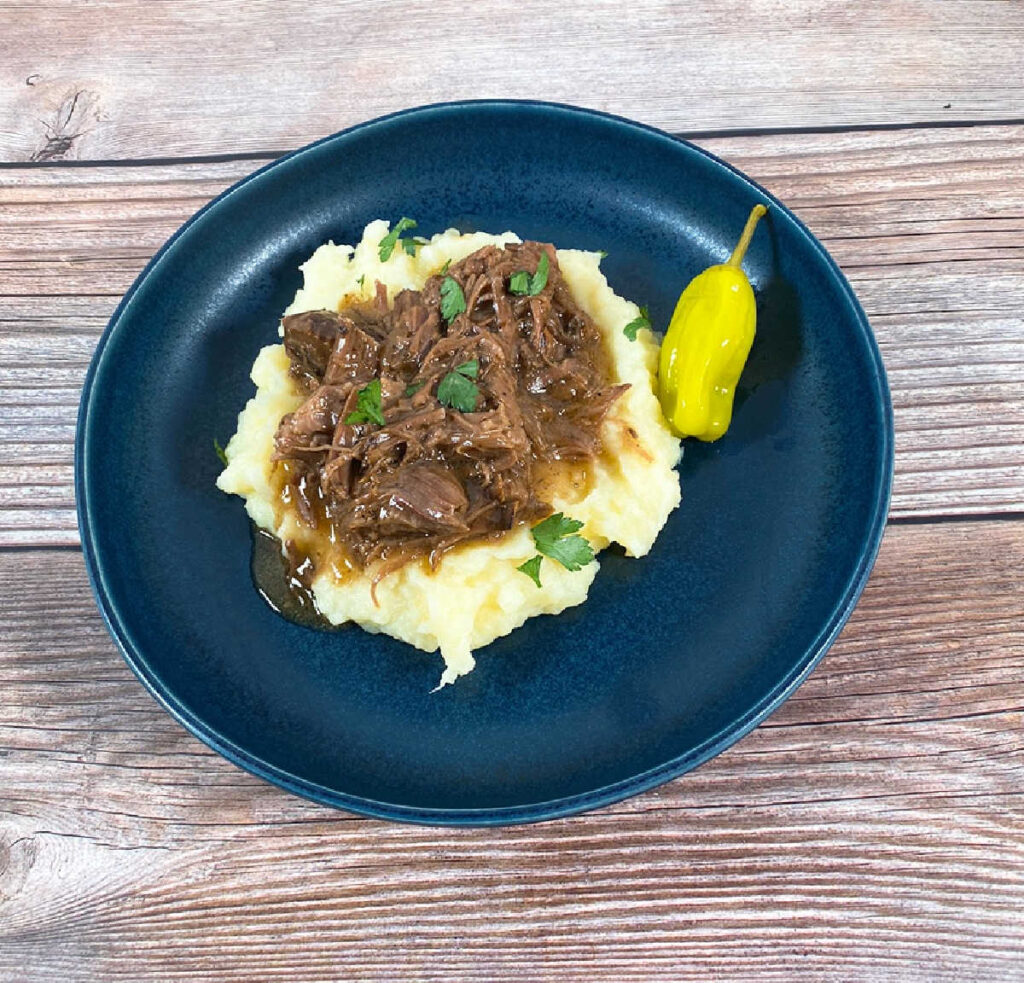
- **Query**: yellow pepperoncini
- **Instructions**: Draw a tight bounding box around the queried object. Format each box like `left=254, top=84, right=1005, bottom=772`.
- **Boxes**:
left=658, top=203, right=767, bottom=441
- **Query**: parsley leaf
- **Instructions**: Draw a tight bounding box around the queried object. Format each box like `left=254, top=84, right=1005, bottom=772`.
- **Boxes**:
left=509, top=251, right=549, bottom=296
left=440, top=258, right=451, bottom=274
left=541, top=533, right=594, bottom=571
left=531, top=252, right=550, bottom=292
left=517, top=555, right=544, bottom=588
left=402, top=235, right=428, bottom=257
left=437, top=360, right=480, bottom=412
left=623, top=305, right=651, bottom=341
left=344, top=378, right=386, bottom=426
left=356, top=274, right=365, bottom=288
left=516, top=513, right=594, bottom=584
left=404, top=380, right=425, bottom=397
left=214, top=438, right=228, bottom=467
left=531, top=512, right=594, bottom=572
left=532, top=512, right=584, bottom=543
left=440, top=275, right=466, bottom=323
left=509, top=270, right=530, bottom=294
left=378, top=217, right=417, bottom=261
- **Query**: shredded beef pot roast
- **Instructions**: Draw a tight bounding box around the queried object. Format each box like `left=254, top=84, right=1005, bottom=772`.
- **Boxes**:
left=273, top=242, right=628, bottom=576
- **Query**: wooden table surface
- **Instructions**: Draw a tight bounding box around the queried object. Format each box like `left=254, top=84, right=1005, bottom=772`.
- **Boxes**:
left=2, top=2, right=1023, bottom=979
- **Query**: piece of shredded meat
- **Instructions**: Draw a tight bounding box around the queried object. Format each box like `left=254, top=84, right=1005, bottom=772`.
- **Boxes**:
left=272, top=241, right=627, bottom=574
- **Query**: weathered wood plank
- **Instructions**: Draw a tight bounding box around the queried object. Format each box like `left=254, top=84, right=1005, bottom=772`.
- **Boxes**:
left=1, top=0, right=1023, bottom=162
left=1, top=520, right=1022, bottom=981
left=1, top=125, right=1022, bottom=542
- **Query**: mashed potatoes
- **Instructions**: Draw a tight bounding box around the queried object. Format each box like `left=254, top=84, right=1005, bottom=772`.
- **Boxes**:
left=217, top=221, right=681, bottom=686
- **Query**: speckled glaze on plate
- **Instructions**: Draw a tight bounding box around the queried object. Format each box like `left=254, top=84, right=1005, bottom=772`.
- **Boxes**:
left=76, top=101, right=893, bottom=825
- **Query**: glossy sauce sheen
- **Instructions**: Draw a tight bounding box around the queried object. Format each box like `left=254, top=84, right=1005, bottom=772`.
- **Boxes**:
left=260, top=242, right=624, bottom=623
left=250, top=525, right=338, bottom=631
left=255, top=454, right=597, bottom=626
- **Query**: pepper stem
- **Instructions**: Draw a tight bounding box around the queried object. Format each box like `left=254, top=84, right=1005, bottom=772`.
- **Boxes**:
left=727, top=203, right=768, bottom=268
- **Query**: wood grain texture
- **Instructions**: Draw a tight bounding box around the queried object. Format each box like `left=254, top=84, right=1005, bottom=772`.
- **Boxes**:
left=1, top=520, right=1022, bottom=981
left=4, top=4, right=1023, bottom=979
left=2, top=124, right=1022, bottom=543
left=1, top=0, right=1023, bottom=162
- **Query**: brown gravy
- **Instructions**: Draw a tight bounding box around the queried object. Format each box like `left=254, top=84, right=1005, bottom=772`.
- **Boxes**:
left=259, top=241, right=624, bottom=623
left=250, top=525, right=338, bottom=631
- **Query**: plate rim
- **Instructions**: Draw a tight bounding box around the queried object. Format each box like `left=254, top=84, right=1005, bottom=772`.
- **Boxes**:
left=76, top=98, right=895, bottom=826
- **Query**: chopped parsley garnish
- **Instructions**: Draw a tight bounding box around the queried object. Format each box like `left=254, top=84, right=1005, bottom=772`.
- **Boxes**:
left=378, top=217, right=417, bottom=261
left=623, top=305, right=652, bottom=341
left=516, top=514, right=598, bottom=581
left=404, top=380, right=425, bottom=397
left=437, top=359, right=480, bottom=412
left=597, top=250, right=608, bottom=259
left=440, top=258, right=451, bottom=274
left=356, top=274, right=365, bottom=288
left=344, top=378, right=386, bottom=426
left=402, top=235, right=429, bottom=257
left=532, top=512, right=595, bottom=570
left=517, top=512, right=595, bottom=586
left=440, top=275, right=466, bottom=323
left=509, top=251, right=549, bottom=296
left=214, top=438, right=228, bottom=467
left=517, top=555, right=544, bottom=588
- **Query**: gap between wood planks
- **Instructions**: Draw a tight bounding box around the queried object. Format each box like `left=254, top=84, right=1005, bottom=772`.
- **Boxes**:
left=3, top=0, right=1023, bottom=166
left=2, top=116, right=1023, bottom=171
left=2, top=520, right=1022, bottom=822
left=1, top=510, right=1022, bottom=558
left=1, top=121, right=1022, bottom=539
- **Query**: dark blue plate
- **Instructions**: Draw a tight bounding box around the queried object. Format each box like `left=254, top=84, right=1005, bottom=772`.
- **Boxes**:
left=77, top=101, right=893, bottom=825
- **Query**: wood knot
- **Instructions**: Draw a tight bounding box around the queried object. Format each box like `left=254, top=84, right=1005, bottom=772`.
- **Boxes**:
left=30, top=87, right=99, bottom=162
left=0, top=833, right=38, bottom=906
